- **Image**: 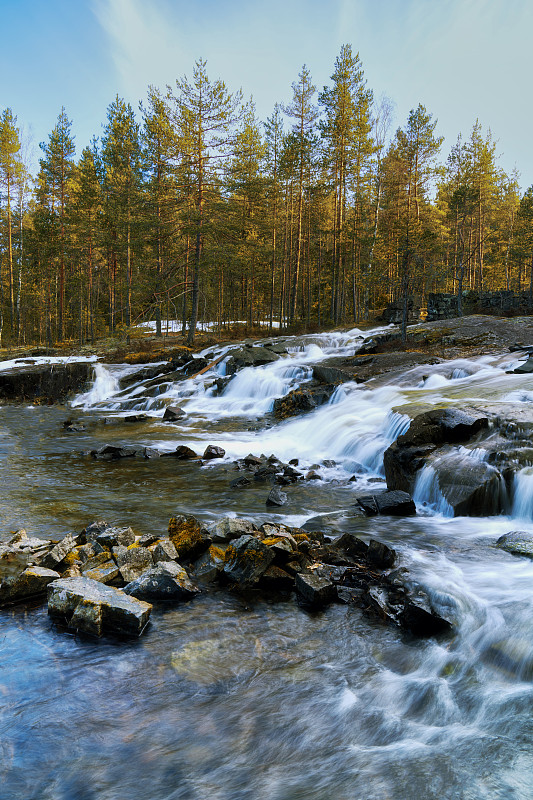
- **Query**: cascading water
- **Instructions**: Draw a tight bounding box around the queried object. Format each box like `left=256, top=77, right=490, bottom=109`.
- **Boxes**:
left=6, top=328, right=533, bottom=798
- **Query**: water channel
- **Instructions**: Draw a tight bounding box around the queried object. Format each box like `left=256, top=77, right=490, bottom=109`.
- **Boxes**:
left=2, top=328, right=533, bottom=799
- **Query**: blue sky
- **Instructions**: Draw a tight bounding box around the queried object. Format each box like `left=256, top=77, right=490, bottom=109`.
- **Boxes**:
left=1, top=0, right=532, bottom=189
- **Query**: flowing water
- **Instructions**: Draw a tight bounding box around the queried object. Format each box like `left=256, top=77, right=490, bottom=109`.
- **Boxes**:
left=2, top=329, right=533, bottom=799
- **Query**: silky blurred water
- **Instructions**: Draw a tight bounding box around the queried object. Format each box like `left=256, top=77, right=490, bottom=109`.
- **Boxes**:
left=2, top=332, right=533, bottom=799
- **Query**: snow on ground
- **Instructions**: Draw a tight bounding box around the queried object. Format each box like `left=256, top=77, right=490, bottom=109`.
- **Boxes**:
left=138, top=319, right=281, bottom=333
left=0, top=355, right=97, bottom=372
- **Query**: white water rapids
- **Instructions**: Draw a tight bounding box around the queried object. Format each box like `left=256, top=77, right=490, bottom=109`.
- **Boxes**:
left=67, top=327, right=533, bottom=797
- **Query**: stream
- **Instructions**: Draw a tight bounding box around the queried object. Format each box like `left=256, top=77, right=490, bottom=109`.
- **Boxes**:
left=2, top=327, right=533, bottom=799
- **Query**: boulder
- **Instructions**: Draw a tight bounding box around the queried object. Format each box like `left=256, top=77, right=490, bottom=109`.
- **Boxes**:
left=91, top=445, right=137, bottom=460
left=431, top=456, right=506, bottom=516
left=399, top=586, right=454, bottom=636
left=0, top=566, right=60, bottom=604
left=367, top=539, right=397, bottom=569
left=91, top=526, right=136, bottom=549
left=150, top=538, right=178, bottom=563
left=495, top=530, right=533, bottom=558
left=384, top=407, right=489, bottom=492
left=272, top=386, right=334, bottom=420
left=168, top=515, right=211, bottom=560
left=312, top=364, right=354, bottom=385
left=82, top=561, right=120, bottom=584
left=205, top=517, right=257, bottom=542
left=173, top=445, right=198, bottom=460
left=192, top=545, right=227, bottom=582
left=203, top=445, right=225, bottom=459
left=225, top=346, right=279, bottom=374
left=0, top=535, right=52, bottom=594
left=41, top=534, right=78, bottom=570
left=48, top=577, right=152, bottom=637
left=259, top=565, right=295, bottom=591
left=124, top=561, right=200, bottom=602
left=295, top=572, right=337, bottom=608
left=356, top=490, right=416, bottom=517
left=114, top=546, right=154, bottom=583
left=266, top=487, right=288, bottom=506
left=511, top=357, right=533, bottom=374
left=0, top=361, right=92, bottom=403
left=223, top=535, right=274, bottom=587
left=163, top=406, right=186, bottom=422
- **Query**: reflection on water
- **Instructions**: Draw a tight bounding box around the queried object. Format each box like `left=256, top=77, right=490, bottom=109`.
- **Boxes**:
left=2, top=330, right=533, bottom=798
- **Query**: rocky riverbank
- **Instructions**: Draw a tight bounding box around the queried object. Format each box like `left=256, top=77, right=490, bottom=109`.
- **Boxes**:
left=1, top=512, right=453, bottom=640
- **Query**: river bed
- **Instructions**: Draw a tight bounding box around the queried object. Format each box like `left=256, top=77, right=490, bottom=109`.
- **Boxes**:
left=2, top=328, right=533, bottom=799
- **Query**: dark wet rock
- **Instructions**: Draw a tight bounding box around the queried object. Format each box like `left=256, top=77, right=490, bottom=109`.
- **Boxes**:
left=312, top=364, right=355, bottom=385
left=222, top=535, right=274, bottom=587
left=336, top=586, right=363, bottom=604
left=259, top=565, right=295, bottom=591
left=495, top=530, right=533, bottom=558
left=289, top=458, right=299, bottom=466
left=243, top=453, right=263, bottom=467
left=357, top=490, right=417, bottom=518
left=230, top=476, right=253, bottom=489
left=142, top=447, right=161, bottom=459
left=320, top=533, right=369, bottom=566
left=91, top=444, right=137, bottom=460
left=266, top=487, right=288, bottom=506
left=191, top=545, right=227, bottom=582
left=511, top=356, right=533, bottom=374
left=48, top=577, right=152, bottom=637
left=305, top=469, right=322, bottom=481
left=173, top=445, right=198, bottom=460
left=114, top=546, right=154, bottom=583
left=206, top=517, right=257, bottom=542
left=295, top=572, right=336, bottom=609
left=118, top=362, right=175, bottom=389
left=432, top=456, right=506, bottom=516
left=163, top=406, right=186, bottom=422
left=124, top=561, right=200, bottom=603
left=0, top=361, right=93, bottom=403
left=168, top=515, right=211, bottom=560
left=181, top=357, right=209, bottom=376
left=150, top=538, right=178, bottom=563
left=225, top=346, right=279, bottom=374
left=0, top=566, right=61, bottom=604
left=272, top=385, right=334, bottom=420
left=282, top=465, right=303, bottom=482
left=203, top=445, right=225, bottom=460
left=82, top=520, right=109, bottom=540
left=92, top=526, right=136, bottom=549
left=367, top=539, right=397, bottom=569
left=384, top=407, right=489, bottom=492
left=399, top=587, right=454, bottom=636
left=63, top=419, right=86, bottom=432
left=254, top=464, right=278, bottom=482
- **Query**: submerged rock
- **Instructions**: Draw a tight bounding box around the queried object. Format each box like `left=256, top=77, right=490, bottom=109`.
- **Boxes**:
left=48, top=576, right=152, bottom=637
left=495, top=530, right=533, bottom=558
left=162, top=406, right=186, bottom=422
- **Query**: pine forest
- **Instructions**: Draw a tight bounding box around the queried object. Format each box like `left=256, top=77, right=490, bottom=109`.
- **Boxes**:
left=1, top=46, right=533, bottom=347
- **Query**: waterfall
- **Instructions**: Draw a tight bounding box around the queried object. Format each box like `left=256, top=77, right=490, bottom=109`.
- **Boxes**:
left=413, top=465, right=453, bottom=516
left=512, top=468, right=533, bottom=520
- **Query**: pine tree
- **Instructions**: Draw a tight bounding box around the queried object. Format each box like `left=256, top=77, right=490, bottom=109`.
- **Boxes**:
left=101, top=97, right=143, bottom=330
left=0, top=108, right=24, bottom=337
left=168, top=58, right=242, bottom=343
left=38, top=108, right=75, bottom=340
left=283, top=65, right=318, bottom=324
left=319, top=44, right=373, bottom=322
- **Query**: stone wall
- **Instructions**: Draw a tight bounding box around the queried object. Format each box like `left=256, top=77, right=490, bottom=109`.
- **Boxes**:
left=426, top=290, right=533, bottom=321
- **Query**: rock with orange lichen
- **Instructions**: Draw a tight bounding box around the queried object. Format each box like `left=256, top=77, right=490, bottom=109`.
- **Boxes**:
left=168, top=515, right=211, bottom=560
left=223, top=535, right=274, bottom=587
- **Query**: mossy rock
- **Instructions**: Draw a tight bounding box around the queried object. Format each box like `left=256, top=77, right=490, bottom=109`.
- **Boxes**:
left=168, top=515, right=211, bottom=560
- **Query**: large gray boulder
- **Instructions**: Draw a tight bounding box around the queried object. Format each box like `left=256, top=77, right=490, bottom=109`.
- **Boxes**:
left=384, top=407, right=490, bottom=492
left=114, top=546, right=154, bottom=582
left=295, top=572, right=336, bottom=608
left=205, top=517, right=257, bottom=543
left=0, top=532, right=53, bottom=601
left=124, top=561, right=200, bottom=602
left=432, top=456, right=506, bottom=516
left=0, top=361, right=92, bottom=403
left=48, top=577, right=152, bottom=636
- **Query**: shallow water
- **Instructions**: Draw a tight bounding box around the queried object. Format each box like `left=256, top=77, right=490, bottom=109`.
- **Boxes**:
left=2, top=329, right=533, bottom=799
